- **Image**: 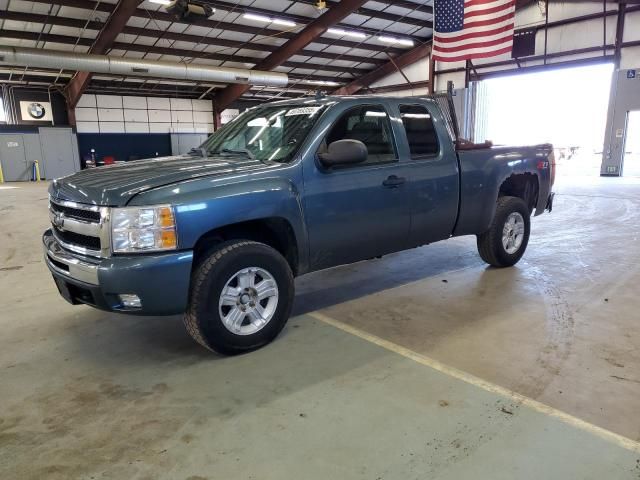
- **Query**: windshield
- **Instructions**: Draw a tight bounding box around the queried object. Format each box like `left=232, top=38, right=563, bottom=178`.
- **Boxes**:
left=201, top=104, right=327, bottom=163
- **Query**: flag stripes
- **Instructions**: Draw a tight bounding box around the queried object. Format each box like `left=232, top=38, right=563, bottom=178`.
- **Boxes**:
left=433, top=0, right=516, bottom=62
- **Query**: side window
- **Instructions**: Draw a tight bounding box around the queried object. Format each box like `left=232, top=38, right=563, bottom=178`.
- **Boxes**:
left=324, top=105, right=397, bottom=165
left=399, top=105, right=440, bottom=158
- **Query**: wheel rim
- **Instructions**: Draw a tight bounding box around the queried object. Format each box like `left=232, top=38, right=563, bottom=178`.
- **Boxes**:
left=218, top=267, right=279, bottom=336
left=502, top=212, right=525, bottom=254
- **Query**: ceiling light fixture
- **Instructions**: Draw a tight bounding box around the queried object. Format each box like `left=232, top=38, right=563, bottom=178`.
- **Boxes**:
left=272, top=18, right=297, bottom=27
left=378, top=36, right=414, bottom=47
left=243, top=13, right=296, bottom=28
left=149, top=0, right=172, bottom=4
left=305, top=80, right=341, bottom=87
left=327, top=28, right=367, bottom=40
left=243, top=13, right=272, bottom=23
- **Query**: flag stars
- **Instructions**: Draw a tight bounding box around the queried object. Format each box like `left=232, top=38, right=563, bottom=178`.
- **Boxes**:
left=435, top=0, right=465, bottom=33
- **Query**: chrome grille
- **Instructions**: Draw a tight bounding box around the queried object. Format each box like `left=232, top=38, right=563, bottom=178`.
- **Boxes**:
left=50, top=202, right=101, bottom=223
left=52, top=227, right=101, bottom=250
left=49, top=198, right=110, bottom=258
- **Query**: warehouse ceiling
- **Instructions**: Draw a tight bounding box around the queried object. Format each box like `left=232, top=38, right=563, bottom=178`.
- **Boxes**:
left=0, top=0, right=434, bottom=103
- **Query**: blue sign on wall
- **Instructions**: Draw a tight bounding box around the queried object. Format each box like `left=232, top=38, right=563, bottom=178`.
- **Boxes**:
left=627, top=69, right=636, bottom=79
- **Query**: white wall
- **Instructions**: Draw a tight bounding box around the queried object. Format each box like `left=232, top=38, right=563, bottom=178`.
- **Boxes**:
left=75, top=94, right=215, bottom=134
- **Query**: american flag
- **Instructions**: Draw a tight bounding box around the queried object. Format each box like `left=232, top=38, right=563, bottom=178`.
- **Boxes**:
left=432, top=0, right=516, bottom=62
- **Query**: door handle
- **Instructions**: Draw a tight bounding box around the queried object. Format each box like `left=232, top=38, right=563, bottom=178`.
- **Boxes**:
left=382, top=175, right=406, bottom=188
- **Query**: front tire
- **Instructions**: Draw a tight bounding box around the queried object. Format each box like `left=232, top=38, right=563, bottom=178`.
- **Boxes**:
left=477, top=196, right=531, bottom=267
left=184, top=240, right=294, bottom=355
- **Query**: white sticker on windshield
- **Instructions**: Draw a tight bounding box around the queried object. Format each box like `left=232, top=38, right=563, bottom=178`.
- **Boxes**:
left=285, top=107, right=322, bottom=117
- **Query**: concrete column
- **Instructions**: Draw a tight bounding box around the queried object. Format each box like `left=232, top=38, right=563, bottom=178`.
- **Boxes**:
left=601, top=68, right=640, bottom=176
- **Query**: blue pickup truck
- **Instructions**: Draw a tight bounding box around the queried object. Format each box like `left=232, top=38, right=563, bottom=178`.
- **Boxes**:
left=44, top=95, right=555, bottom=354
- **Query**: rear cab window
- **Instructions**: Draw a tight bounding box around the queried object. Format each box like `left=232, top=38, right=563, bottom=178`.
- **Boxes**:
left=398, top=104, right=440, bottom=159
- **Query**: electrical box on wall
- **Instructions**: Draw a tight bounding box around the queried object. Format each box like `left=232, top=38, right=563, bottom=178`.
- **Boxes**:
left=512, top=29, right=536, bottom=58
left=19, top=101, right=53, bottom=122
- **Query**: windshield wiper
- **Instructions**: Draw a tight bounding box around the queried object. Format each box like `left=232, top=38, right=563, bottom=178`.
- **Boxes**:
left=218, top=148, right=255, bottom=160
left=189, top=147, right=208, bottom=158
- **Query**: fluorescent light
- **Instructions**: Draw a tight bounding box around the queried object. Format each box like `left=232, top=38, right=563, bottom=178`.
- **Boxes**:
left=365, top=111, right=387, bottom=117
left=243, top=13, right=296, bottom=27
left=327, top=27, right=367, bottom=39
left=149, top=0, right=172, bottom=4
left=378, top=36, right=414, bottom=47
left=243, top=13, right=272, bottom=23
left=272, top=18, right=297, bottom=27
left=305, top=80, right=341, bottom=87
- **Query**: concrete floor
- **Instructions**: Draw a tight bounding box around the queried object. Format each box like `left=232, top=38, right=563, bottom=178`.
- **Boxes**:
left=1, top=177, right=640, bottom=479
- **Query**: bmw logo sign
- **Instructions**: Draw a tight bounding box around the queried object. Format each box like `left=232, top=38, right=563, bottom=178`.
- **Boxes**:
left=28, top=102, right=46, bottom=119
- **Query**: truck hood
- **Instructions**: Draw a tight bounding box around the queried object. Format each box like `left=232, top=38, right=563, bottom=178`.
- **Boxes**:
left=50, top=154, right=277, bottom=206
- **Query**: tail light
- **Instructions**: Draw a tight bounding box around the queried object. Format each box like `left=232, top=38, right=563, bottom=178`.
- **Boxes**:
left=537, top=148, right=556, bottom=187
left=548, top=149, right=556, bottom=187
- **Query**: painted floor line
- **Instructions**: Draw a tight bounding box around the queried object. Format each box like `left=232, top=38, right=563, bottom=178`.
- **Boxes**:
left=308, top=311, right=640, bottom=454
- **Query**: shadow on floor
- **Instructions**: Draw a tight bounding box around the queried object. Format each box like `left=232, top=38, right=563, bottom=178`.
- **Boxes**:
left=60, top=239, right=483, bottom=366
left=293, top=238, right=484, bottom=315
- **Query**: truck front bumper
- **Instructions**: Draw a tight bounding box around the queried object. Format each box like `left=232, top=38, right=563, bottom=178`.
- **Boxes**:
left=43, top=229, right=193, bottom=315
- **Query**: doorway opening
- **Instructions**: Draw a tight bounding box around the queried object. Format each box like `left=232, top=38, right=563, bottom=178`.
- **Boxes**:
left=623, top=111, right=640, bottom=177
left=473, top=63, right=614, bottom=177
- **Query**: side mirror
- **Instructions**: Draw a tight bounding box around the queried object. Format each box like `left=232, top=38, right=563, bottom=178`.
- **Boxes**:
left=319, top=139, right=367, bottom=167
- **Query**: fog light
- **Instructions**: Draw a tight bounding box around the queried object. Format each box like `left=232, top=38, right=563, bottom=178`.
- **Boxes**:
left=119, top=294, right=142, bottom=308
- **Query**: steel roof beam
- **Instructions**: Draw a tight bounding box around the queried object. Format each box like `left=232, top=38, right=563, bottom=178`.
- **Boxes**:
left=295, top=0, right=433, bottom=15
left=204, top=0, right=431, bottom=29
left=333, top=42, right=431, bottom=96
left=28, top=0, right=412, bottom=54
left=65, top=0, right=144, bottom=109
left=213, top=0, right=370, bottom=112
left=364, top=79, right=430, bottom=94
left=0, top=11, right=388, bottom=66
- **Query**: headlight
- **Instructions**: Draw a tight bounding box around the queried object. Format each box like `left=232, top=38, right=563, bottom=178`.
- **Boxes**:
left=111, top=205, right=177, bottom=253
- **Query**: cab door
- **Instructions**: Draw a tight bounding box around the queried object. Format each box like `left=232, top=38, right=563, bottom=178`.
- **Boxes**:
left=390, top=101, right=460, bottom=246
left=302, top=102, right=411, bottom=270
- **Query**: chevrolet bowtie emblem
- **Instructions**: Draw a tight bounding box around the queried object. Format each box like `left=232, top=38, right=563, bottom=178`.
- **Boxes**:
left=52, top=212, right=65, bottom=230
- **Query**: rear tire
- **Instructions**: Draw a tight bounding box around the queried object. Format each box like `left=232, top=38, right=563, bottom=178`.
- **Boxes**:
left=477, top=196, right=530, bottom=267
left=184, top=240, right=294, bottom=355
